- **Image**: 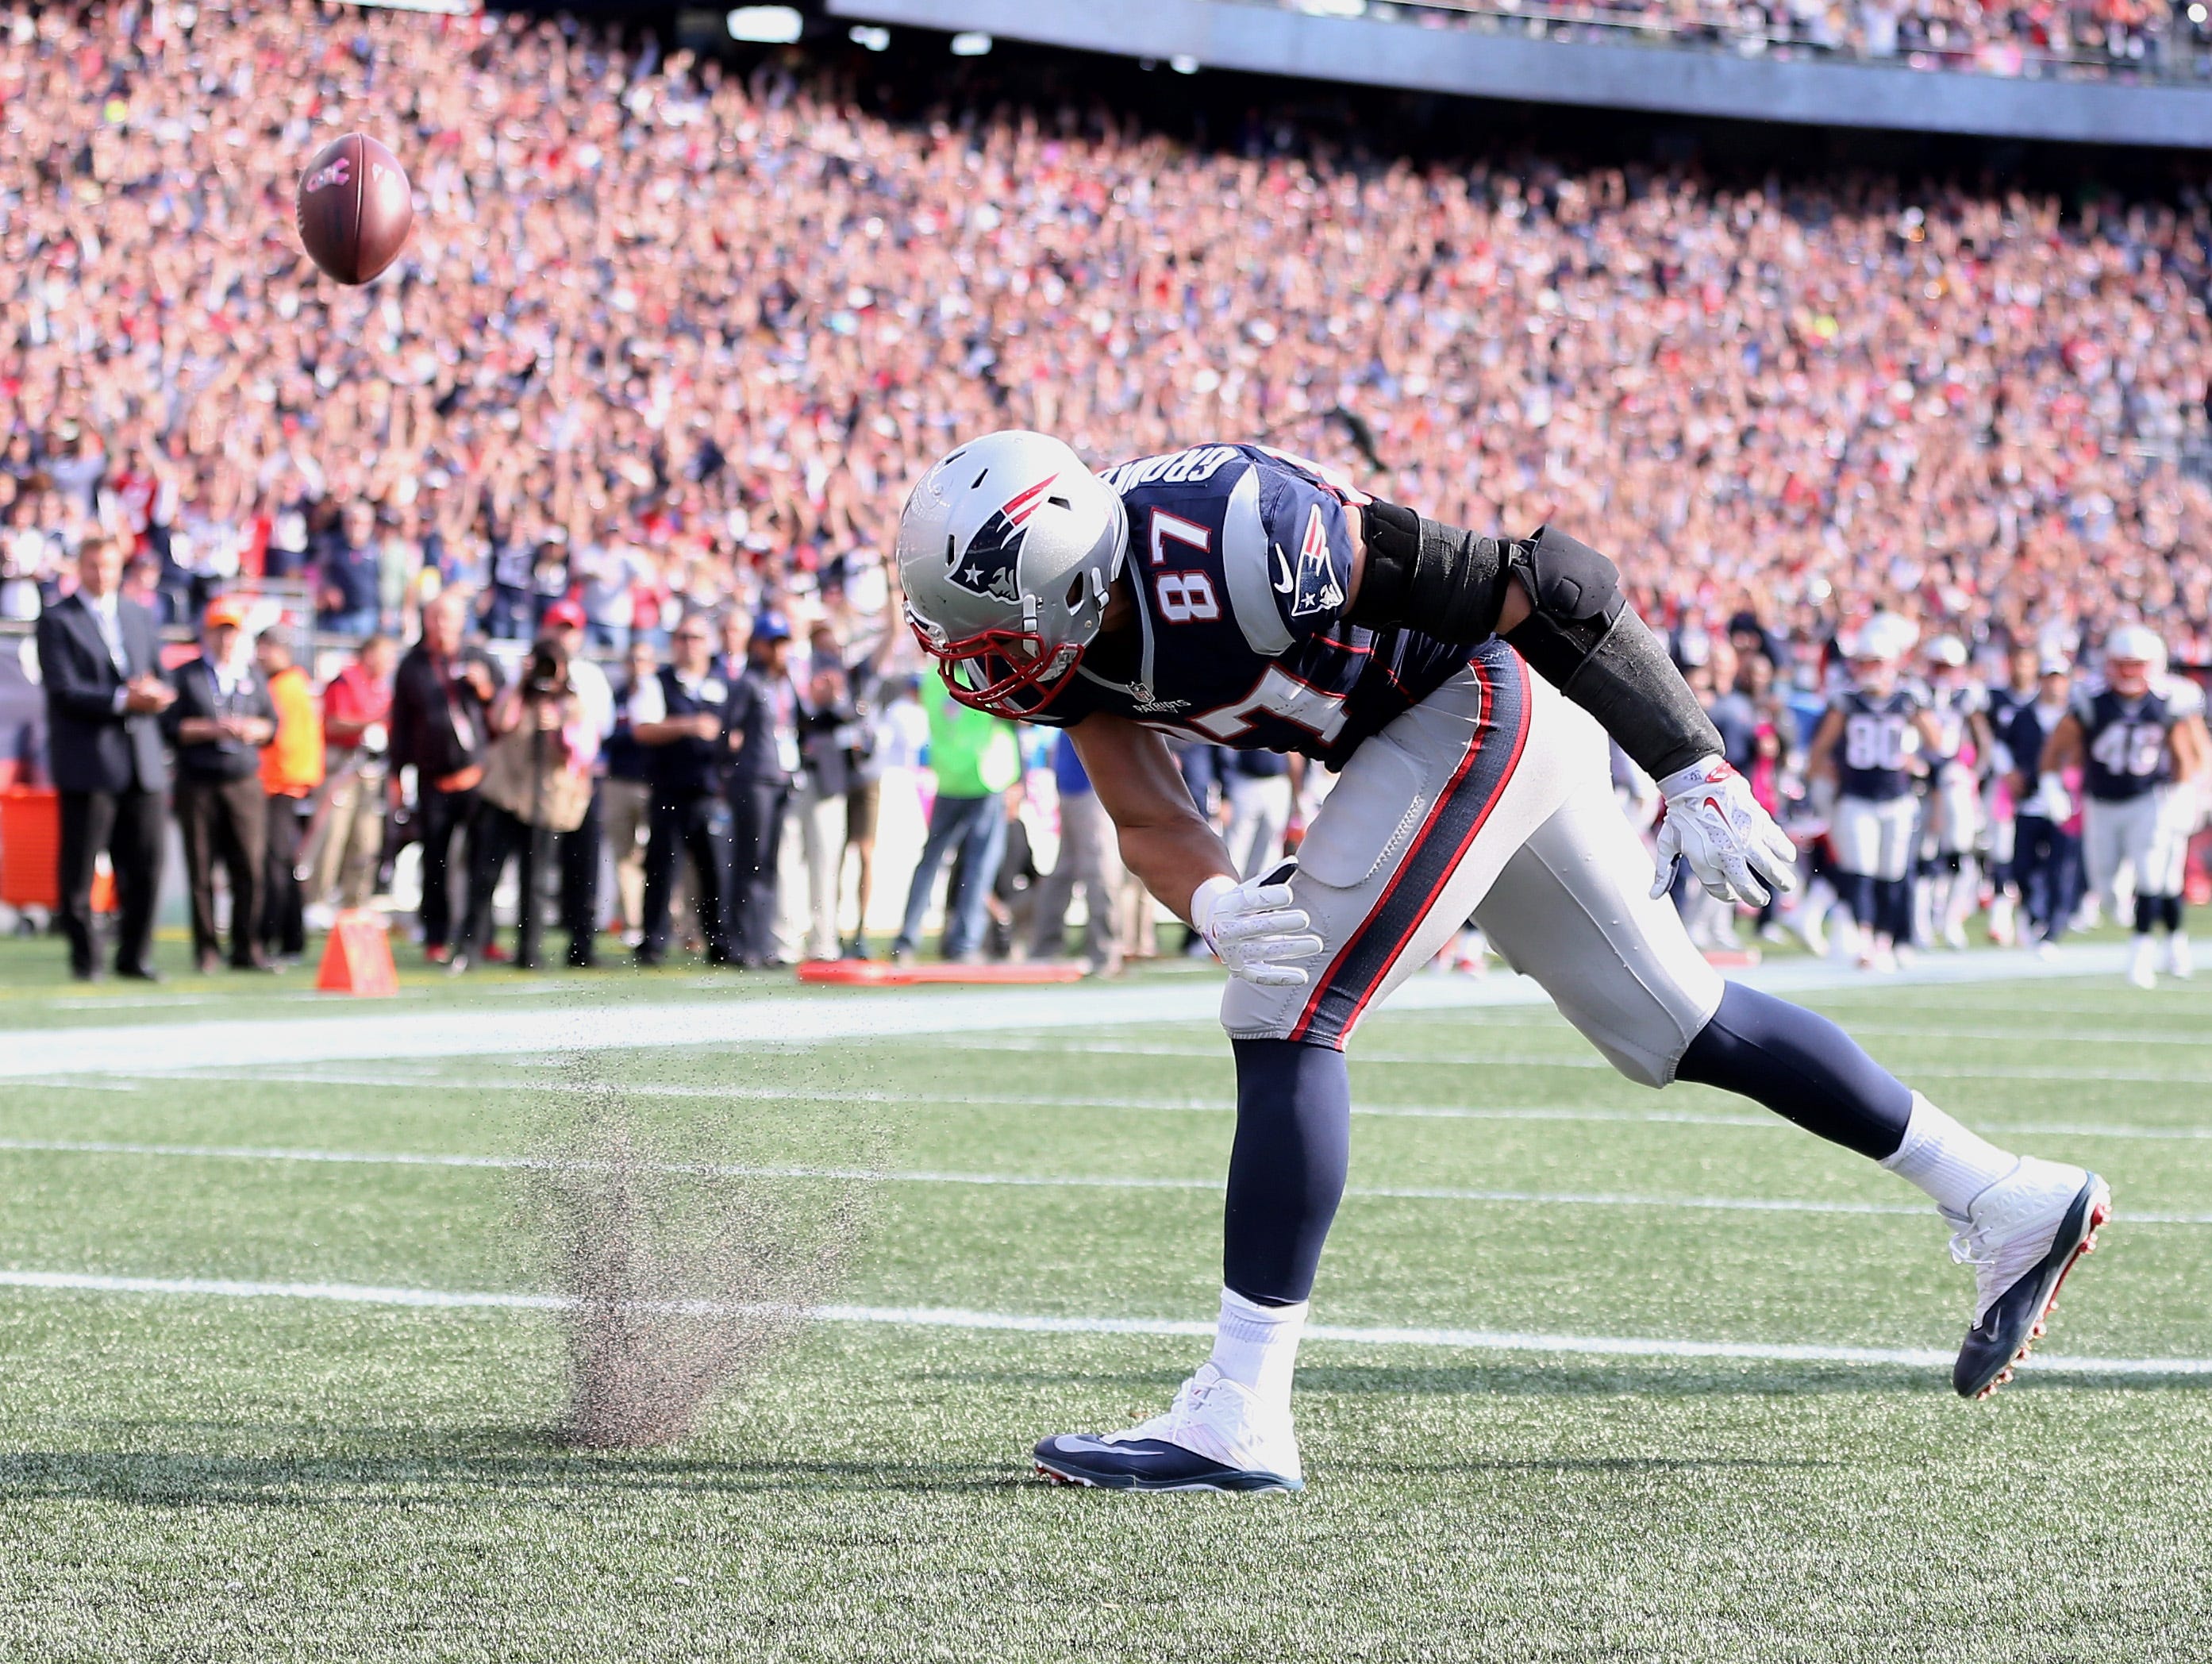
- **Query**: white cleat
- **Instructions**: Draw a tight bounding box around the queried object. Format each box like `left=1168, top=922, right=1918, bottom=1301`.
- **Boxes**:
left=2165, top=933, right=2192, bottom=980
left=2127, top=936, right=2159, bottom=990
left=1945, top=1158, right=2111, bottom=1400
left=1033, top=1364, right=1303, bottom=1493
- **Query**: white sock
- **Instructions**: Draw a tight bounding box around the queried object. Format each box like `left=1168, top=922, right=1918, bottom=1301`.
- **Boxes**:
left=1209, top=1288, right=1306, bottom=1411
left=1880, top=1092, right=2019, bottom=1215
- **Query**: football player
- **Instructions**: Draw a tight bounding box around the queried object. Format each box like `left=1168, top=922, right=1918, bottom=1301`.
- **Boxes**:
left=1804, top=616, right=1936, bottom=973
left=1917, top=635, right=1994, bottom=951
left=1982, top=639, right=2046, bottom=946
left=897, top=432, right=2110, bottom=1493
left=2037, top=626, right=2208, bottom=988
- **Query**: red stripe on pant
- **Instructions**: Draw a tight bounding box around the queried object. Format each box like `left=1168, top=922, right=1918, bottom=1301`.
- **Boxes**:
left=1289, top=654, right=1533, bottom=1046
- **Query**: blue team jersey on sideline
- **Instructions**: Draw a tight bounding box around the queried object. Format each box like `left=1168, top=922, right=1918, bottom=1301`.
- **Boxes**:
left=2074, top=685, right=2182, bottom=801
left=1831, top=686, right=1922, bottom=802
left=1923, top=680, right=1985, bottom=765
left=1021, top=443, right=1468, bottom=767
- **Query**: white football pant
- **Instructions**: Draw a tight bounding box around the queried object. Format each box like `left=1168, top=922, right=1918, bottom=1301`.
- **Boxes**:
left=1221, top=647, right=1723, bottom=1087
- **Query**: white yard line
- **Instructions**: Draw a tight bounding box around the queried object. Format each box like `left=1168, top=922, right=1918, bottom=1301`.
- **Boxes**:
left=2, top=1136, right=2206, bottom=1223
left=25, top=1067, right=2206, bottom=1141
left=948, top=1038, right=2212, bottom=1086
left=0, top=1267, right=2201, bottom=1377
left=0, top=945, right=2141, bottom=1079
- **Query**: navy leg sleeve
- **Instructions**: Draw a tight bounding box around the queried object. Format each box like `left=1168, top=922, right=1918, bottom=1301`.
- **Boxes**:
left=1878, top=876, right=1914, bottom=942
left=1223, top=1038, right=1351, bottom=1306
left=1844, top=872, right=1879, bottom=929
left=1676, top=983, right=1913, bottom=1161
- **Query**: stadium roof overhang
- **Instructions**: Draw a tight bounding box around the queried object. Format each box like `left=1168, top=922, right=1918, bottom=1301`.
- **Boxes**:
left=825, top=0, right=2212, bottom=148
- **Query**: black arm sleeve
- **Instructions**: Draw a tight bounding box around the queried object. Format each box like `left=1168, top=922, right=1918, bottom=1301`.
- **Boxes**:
left=1346, top=500, right=1514, bottom=642
left=1351, top=503, right=1720, bottom=781
left=1509, top=605, right=1720, bottom=782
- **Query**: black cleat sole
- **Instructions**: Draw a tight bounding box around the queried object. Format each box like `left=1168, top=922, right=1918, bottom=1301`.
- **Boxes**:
left=1033, top=1458, right=1302, bottom=1494
left=1955, top=1174, right=2111, bottom=1400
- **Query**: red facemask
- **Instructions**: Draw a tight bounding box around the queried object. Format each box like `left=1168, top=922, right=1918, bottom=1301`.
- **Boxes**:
left=909, top=614, right=1083, bottom=718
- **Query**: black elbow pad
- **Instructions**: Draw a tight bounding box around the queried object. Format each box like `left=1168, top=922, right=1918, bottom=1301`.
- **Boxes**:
left=1502, top=528, right=1719, bottom=780
left=1348, top=500, right=1512, bottom=643
left=1501, top=526, right=1625, bottom=684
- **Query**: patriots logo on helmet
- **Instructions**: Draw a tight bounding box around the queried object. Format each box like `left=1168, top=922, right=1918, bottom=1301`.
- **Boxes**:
left=950, top=476, right=1056, bottom=603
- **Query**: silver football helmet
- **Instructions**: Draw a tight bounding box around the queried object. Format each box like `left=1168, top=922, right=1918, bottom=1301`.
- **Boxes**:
left=1848, top=612, right=1919, bottom=664
left=896, top=430, right=1128, bottom=717
left=2104, top=623, right=2166, bottom=670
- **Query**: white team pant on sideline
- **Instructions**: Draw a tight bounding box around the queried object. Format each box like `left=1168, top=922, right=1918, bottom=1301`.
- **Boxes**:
left=1927, top=761, right=1981, bottom=856
left=2083, top=789, right=2189, bottom=905
left=1832, top=794, right=1918, bottom=880
left=1222, top=646, right=1723, bottom=1086
left=1224, top=772, right=1295, bottom=881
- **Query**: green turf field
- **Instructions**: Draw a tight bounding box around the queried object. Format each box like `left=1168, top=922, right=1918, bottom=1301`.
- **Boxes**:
left=0, top=938, right=2207, bottom=1661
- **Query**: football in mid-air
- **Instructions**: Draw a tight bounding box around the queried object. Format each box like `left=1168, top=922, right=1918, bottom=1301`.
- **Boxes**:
left=295, top=133, right=414, bottom=285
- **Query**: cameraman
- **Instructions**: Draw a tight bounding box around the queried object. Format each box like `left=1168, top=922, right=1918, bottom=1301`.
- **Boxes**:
left=456, top=634, right=598, bottom=971
left=390, top=588, right=502, bottom=964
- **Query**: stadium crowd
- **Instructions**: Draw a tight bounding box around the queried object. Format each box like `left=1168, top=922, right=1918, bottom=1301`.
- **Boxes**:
left=1345, top=0, right=2195, bottom=80
left=5, top=2, right=2211, bottom=978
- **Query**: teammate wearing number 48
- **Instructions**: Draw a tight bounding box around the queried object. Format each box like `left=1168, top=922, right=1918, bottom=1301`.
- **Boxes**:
left=897, top=431, right=2112, bottom=1493
left=2036, top=625, right=2210, bottom=990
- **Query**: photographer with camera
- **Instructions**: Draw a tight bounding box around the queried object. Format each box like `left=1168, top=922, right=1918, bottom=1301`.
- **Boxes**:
left=452, top=634, right=598, bottom=973
left=390, top=589, right=503, bottom=964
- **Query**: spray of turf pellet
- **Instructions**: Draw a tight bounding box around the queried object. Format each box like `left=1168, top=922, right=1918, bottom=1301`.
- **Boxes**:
left=525, top=1061, right=874, bottom=1449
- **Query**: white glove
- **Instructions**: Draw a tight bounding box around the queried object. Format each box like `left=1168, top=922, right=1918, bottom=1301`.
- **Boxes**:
left=1650, top=756, right=1801, bottom=907
left=2029, top=772, right=2074, bottom=824
left=1191, top=864, right=1324, bottom=989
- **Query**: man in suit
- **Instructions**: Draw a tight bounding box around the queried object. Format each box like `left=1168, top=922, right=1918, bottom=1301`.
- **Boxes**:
left=630, top=608, right=737, bottom=967
left=34, top=535, right=175, bottom=980
left=723, top=611, right=798, bottom=966
left=167, top=595, right=278, bottom=973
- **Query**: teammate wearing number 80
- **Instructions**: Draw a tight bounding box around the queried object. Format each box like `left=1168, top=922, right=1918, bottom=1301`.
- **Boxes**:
left=1805, top=615, right=1941, bottom=973
left=896, top=429, right=2112, bottom=1492
left=2038, top=626, right=2209, bottom=988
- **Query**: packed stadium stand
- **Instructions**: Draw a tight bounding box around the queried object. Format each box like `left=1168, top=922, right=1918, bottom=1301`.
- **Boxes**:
left=1255, top=0, right=2194, bottom=79
left=827, top=0, right=2212, bottom=141
left=6, top=0, right=2210, bottom=664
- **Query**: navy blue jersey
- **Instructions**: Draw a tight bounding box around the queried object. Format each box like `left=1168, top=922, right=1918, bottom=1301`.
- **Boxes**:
left=1022, top=444, right=1468, bottom=766
left=1984, top=683, right=2033, bottom=776
left=1923, top=681, right=1984, bottom=765
left=1832, top=687, right=1922, bottom=801
left=2075, top=686, right=2180, bottom=801
left=2003, top=699, right=2068, bottom=802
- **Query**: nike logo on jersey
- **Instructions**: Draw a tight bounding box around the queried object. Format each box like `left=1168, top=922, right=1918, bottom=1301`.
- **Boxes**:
left=1288, top=505, right=1345, bottom=620
left=1271, top=544, right=1295, bottom=595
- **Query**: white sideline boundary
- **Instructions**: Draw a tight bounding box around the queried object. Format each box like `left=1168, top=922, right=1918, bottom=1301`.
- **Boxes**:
left=948, top=1037, right=2212, bottom=1086
left=2, top=1137, right=2206, bottom=1223
left=27, top=1067, right=2212, bottom=1142
left=0, top=1268, right=2204, bottom=1377
left=0, top=943, right=2137, bottom=1079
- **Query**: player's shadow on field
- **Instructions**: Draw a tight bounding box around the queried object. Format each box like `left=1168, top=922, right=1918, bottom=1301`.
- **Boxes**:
left=0, top=1437, right=1000, bottom=1507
